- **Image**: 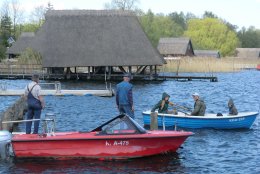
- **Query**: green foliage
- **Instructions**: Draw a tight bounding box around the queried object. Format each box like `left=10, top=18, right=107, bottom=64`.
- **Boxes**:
left=237, top=26, right=260, bottom=48
left=184, top=18, right=239, bottom=56
left=139, top=10, right=184, bottom=47
left=18, top=48, right=42, bottom=64
left=20, top=23, right=41, bottom=32
left=169, top=12, right=187, bottom=30
left=0, top=44, right=7, bottom=61
left=203, top=11, right=218, bottom=19
left=0, top=14, right=12, bottom=47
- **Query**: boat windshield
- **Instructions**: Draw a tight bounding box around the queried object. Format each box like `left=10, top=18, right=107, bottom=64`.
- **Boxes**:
left=92, top=115, right=147, bottom=135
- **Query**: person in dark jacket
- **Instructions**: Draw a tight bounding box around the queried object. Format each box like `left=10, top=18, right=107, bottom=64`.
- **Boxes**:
left=24, top=74, right=45, bottom=134
left=151, top=92, right=175, bottom=114
left=228, top=98, right=238, bottom=115
left=116, top=73, right=134, bottom=118
left=190, top=93, right=206, bottom=116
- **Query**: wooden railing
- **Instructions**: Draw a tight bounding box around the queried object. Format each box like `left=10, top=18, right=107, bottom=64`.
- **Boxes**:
left=0, top=63, right=46, bottom=75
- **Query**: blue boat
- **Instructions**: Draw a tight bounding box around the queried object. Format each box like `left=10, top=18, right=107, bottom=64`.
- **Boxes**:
left=142, top=111, right=259, bottom=129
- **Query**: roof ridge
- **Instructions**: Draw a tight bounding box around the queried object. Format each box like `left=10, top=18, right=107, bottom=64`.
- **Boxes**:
left=45, top=10, right=136, bottom=17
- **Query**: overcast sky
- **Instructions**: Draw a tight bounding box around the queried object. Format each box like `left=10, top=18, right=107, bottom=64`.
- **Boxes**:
left=2, top=0, right=260, bottom=29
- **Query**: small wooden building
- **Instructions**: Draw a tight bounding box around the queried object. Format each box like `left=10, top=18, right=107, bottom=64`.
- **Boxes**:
left=235, top=48, right=260, bottom=58
left=157, top=37, right=194, bottom=57
left=6, top=32, right=35, bottom=58
left=194, top=50, right=221, bottom=58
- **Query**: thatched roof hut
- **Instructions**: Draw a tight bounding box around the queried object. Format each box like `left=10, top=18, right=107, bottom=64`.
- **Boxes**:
left=157, top=37, right=194, bottom=57
left=7, top=32, right=35, bottom=55
left=31, top=10, right=164, bottom=68
left=235, top=48, right=260, bottom=58
left=194, top=50, right=221, bottom=58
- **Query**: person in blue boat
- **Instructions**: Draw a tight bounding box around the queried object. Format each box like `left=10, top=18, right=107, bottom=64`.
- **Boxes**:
left=116, top=73, right=134, bottom=118
left=24, top=74, right=45, bottom=134
left=228, top=98, right=238, bottom=115
left=151, top=92, right=176, bottom=114
left=190, top=93, right=206, bottom=116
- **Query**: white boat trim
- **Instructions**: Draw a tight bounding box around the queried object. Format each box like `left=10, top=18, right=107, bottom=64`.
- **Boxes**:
left=142, top=111, right=259, bottom=119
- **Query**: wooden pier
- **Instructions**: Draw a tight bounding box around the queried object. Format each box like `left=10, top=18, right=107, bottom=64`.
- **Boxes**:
left=0, top=89, right=113, bottom=97
left=0, top=73, right=218, bottom=82
left=159, top=75, right=218, bottom=82
left=0, top=82, right=114, bottom=97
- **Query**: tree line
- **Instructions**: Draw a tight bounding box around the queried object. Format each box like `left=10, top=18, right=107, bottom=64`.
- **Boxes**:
left=139, top=10, right=260, bottom=56
left=0, top=0, right=260, bottom=60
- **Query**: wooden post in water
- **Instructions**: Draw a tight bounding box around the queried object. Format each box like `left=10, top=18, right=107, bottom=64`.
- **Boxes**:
left=150, top=112, right=158, bottom=130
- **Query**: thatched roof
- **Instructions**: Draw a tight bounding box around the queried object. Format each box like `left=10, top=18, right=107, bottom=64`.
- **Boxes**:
left=157, top=37, right=194, bottom=56
left=235, top=48, right=260, bottom=58
left=6, top=32, right=35, bottom=55
left=30, top=10, right=164, bottom=67
left=194, top=50, right=221, bottom=58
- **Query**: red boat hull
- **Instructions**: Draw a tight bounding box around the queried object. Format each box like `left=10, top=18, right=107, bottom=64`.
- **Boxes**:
left=12, top=131, right=192, bottom=159
left=257, top=64, right=260, bottom=71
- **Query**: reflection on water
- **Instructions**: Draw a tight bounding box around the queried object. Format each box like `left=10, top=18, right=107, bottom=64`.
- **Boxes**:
left=6, top=153, right=181, bottom=173
left=0, top=71, right=260, bottom=173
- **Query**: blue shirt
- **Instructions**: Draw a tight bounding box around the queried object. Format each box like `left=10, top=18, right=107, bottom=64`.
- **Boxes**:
left=116, top=81, right=133, bottom=106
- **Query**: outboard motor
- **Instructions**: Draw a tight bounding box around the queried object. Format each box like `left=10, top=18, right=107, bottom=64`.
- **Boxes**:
left=0, top=130, right=12, bottom=159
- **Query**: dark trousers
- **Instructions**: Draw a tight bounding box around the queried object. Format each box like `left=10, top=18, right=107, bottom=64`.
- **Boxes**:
left=26, top=108, right=41, bottom=134
left=119, top=105, right=134, bottom=119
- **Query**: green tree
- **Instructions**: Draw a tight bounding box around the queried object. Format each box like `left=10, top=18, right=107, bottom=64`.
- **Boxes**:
left=104, top=0, right=139, bottom=11
left=169, top=12, right=187, bottom=30
left=139, top=10, right=183, bottom=47
left=184, top=18, right=239, bottom=56
left=1, top=14, right=12, bottom=47
left=237, top=26, right=260, bottom=48
left=203, top=11, right=218, bottom=18
left=0, top=44, right=6, bottom=61
left=19, top=22, right=41, bottom=32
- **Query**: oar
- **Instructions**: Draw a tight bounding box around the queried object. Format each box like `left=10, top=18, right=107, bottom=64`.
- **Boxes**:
left=173, top=103, right=192, bottom=111
left=177, top=109, right=190, bottom=116
left=169, top=106, right=190, bottom=115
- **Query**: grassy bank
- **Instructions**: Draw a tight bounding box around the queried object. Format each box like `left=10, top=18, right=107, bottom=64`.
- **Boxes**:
left=161, top=57, right=260, bottom=73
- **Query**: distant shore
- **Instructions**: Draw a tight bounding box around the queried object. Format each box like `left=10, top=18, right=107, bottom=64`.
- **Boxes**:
left=162, top=57, right=260, bottom=73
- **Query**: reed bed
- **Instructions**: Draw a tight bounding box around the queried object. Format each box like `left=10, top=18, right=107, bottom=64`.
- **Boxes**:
left=161, top=57, right=260, bottom=73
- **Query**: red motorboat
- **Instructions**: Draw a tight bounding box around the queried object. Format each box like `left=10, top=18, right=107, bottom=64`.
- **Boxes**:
left=10, top=115, right=193, bottom=159
left=257, top=64, right=260, bottom=71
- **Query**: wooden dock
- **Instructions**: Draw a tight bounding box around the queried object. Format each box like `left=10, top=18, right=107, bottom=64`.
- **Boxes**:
left=0, top=89, right=113, bottom=97
left=0, top=82, right=114, bottom=97
left=0, top=73, right=218, bottom=82
left=159, top=75, right=218, bottom=82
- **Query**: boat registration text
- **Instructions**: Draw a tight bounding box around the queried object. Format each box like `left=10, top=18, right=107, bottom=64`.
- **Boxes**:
left=229, top=117, right=245, bottom=122
left=105, top=140, right=129, bottom=146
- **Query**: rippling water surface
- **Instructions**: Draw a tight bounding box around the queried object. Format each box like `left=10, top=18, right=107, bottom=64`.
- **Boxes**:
left=0, top=71, right=259, bottom=174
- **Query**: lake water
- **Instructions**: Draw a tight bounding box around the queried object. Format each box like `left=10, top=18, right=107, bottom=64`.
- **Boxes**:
left=0, top=71, right=259, bottom=174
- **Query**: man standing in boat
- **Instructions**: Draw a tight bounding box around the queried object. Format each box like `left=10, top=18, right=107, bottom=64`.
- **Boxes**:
left=24, top=74, right=45, bottom=134
left=190, top=93, right=206, bottom=116
left=116, top=73, right=134, bottom=118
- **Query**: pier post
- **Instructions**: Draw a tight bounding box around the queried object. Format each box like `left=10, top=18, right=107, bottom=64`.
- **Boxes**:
left=150, top=112, right=158, bottom=130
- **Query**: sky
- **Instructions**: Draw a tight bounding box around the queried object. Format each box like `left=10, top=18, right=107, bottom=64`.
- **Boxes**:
left=1, top=0, right=260, bottom=29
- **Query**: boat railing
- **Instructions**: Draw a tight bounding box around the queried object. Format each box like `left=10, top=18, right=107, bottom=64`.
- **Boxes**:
left=2, top=113, right=56, bottom=136
left=39, top=81, right=61, bottom=93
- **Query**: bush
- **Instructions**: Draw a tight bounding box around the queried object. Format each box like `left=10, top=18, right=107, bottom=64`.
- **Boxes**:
left=17, top=48, right=42, bottom=64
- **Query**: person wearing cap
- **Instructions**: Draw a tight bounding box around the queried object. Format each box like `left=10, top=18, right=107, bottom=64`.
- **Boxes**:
left=24, top=74, right=45, bottom=134
left=116, top=73, right=134, bottom=118
left=190, top=92, right=206, bottom=116
left=151, top=92, right=176, bottom=114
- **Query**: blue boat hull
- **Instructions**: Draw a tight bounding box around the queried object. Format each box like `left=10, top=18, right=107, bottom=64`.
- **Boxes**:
left=142, top=111, right=258, bottom=129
